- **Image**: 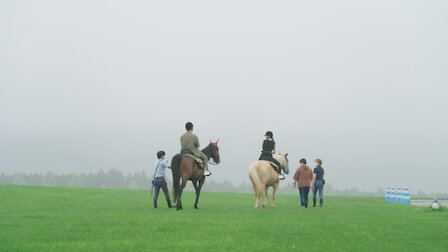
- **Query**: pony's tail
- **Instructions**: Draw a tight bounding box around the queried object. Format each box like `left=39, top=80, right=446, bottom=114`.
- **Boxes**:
left=249, top=163, right=264, bottom=199
left=171, top=154, right=182, bottom=204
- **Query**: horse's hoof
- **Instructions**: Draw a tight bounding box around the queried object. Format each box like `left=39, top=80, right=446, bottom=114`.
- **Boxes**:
left=271, top=206, right=275, bottom=208
left=262, top=205, right=266, bottom=208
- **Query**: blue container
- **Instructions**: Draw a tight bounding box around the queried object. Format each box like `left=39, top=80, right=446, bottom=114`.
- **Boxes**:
left=398, top=187, right=404, bottom=204
left=402, top=188, right=411, bottom=205
left=393, top=188, right=398, bottom=203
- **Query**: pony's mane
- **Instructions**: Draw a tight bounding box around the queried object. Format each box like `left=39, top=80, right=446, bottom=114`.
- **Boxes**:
left=275, top=154, right=289, bottom=171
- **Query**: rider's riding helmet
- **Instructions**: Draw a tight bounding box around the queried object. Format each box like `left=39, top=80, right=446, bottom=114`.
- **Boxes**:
left=186, top=122, right=193, bottom=131
left=265, top=131, right=273, bottom=138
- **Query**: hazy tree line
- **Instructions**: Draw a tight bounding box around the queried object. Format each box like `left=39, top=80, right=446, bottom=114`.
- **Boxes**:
left=0, top=170, right=150, bottom=190
left=1, top=170, right=445, bottom=198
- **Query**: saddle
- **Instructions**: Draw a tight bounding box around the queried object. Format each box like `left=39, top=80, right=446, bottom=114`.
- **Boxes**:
left=268, top=162, right=280, bottom=171
left=181, top=151, right=204, bottom=169
left=259, top=157, right=280, bottom=171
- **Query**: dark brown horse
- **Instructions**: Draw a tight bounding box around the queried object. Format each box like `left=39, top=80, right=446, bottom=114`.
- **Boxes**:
left=171, top=140, right=220, bottom=210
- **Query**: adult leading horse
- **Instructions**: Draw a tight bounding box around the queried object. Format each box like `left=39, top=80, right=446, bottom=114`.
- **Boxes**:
left=249, top=154, right=289, bottom=208
left=171, top=140, right=220, bottom=210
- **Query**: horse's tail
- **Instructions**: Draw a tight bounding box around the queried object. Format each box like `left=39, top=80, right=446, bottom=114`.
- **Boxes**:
left=249, top=162, right=264, bottom=199
left=171, top=154, right=182, bottom=204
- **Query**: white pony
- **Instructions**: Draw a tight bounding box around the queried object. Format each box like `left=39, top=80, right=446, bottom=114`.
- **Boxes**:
left=249, top=154, right=289, bottom=208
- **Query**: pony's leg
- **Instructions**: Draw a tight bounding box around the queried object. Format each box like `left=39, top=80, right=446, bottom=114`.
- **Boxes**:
left=255, top=192, right=260, bottom=208
left=177, top=177, right=188, bottom=210
left=252, top=183, right=257, bottom=197
left=194, top=177, right=205, bottom=209
left=253, top=184, right=260, bottom=208
left=262, top=187, right=269, bottom=208
left=250, top=176, right=259, bottom=208
left=272, top=183, right=279, bottom=208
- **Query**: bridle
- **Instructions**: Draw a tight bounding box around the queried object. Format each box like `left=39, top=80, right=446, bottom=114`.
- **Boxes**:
left=207, top=139, right=220, bottom=165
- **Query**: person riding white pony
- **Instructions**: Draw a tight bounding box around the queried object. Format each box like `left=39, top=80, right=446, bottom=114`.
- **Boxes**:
left=249, top=154, right=290, bottom=208
left=259, top=131, right=285, bottom=180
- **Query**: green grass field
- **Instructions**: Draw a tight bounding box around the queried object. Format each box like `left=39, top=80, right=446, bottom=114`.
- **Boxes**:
left=1, top=184, right=447, bottom=251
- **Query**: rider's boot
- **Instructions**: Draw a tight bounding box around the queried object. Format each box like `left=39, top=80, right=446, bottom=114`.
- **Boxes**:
left=204, top=166, right=211, bottom=176
left=277, top=167, right=285, bottom=180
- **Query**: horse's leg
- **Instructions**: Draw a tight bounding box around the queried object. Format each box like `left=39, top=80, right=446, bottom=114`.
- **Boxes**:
left=191, top=180, right=199, bottom=209
left=272, top=183, right=279, bottom=208
left=252, top=183, right=257, bottom=197
left=192, top=180, right=198, bottom=191
left=177, top=177, right=187, bottom=210
left=262, top=186, right=269, bottom=208
left=249, top=174, right=259, bottom=208
left=253, top=184, right=260, bottom=208
left=194, top=177, right=205, bottom=209
left=255, top=191, right=260, bottom=208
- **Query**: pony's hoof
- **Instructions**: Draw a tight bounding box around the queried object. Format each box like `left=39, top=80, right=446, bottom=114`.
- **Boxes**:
left=262, top=205, right=266, bottom=208
left=271, top=206, right=275, bottom=208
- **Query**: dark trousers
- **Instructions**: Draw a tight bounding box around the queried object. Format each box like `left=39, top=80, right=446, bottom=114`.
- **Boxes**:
left=271, top=159, right=282, bottom=174
left=299, top=187, right=310, bottom=207
left=153, top=177, right=171, bottom=207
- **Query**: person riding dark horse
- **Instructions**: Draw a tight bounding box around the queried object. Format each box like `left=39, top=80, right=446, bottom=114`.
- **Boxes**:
left=172, top=127, right=221, bottom=210
left=259, top=131, right=285, bottom=180
left=180, top=122, right=211, bottom=176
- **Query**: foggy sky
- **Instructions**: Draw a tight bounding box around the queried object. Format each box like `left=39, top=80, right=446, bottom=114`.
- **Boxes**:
left=1, top=0, right=447, bottom=193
